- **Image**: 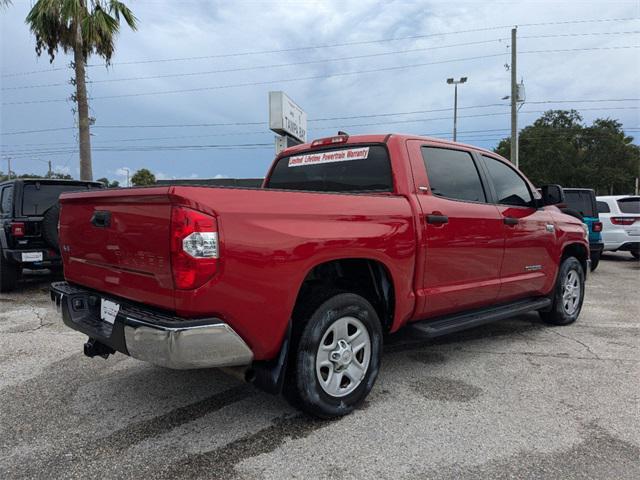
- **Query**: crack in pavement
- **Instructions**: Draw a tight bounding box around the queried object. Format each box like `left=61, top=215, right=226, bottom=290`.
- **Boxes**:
left=548, top=329, right=602, bottom=359
left=457, top=349, right=637, bottom=363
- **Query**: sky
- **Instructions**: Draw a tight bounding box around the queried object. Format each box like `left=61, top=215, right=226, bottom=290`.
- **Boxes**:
left=1, top=0, right=639, bottom=183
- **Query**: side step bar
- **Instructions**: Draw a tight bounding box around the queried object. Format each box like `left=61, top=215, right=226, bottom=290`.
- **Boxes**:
left=411, top=297, right=552, bottom=338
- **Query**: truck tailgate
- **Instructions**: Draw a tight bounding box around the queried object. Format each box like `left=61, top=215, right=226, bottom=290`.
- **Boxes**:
left=59, top=187, right=175, bottom=311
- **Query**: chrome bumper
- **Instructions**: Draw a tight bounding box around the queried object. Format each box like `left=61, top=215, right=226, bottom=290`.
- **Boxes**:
left=124, top=321, right=253, bottom=369
left=50, top=282, right=254, bottom=370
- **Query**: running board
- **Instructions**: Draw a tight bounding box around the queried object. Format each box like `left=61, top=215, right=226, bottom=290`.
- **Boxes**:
left=411, top=297, right=552, bottom=338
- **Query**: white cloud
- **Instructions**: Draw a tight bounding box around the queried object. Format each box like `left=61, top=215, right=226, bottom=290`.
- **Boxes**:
left=55, top=165, right=71, bottom=175
left=213, top=174, right=228, bottom=179
left=189, top=173, right=199, bottom=178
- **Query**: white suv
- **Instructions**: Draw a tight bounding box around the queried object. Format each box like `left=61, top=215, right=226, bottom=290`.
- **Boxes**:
left=596, top=195, right=640, bottom=259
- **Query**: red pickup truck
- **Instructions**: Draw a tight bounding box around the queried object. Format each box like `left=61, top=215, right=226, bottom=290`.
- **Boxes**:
left=51, top=134, right=589, bottom=418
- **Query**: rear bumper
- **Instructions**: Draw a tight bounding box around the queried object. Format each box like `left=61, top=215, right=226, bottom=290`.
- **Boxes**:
left=603, top=241, right=640, bottom=253
left=3, top=248, right=61, bottom=267
left=589, top=242, right=604, bottom=259
left=50, top=282, right=253, bottom=369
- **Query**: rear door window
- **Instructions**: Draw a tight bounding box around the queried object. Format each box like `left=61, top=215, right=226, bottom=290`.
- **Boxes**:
left=564, top=190, right=596, bottom=217
left=596, top=201, right=610, bottom=214
left=482, top=155, right=533, bottom=207
left=618, top=197, right=640, bottom=214
left=265, top=145, right=392, bottom=192
left=421, top=147, right=486, bottom=202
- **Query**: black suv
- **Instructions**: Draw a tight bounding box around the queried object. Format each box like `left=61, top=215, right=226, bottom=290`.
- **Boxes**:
left=0, top=179, right=103, bottom=292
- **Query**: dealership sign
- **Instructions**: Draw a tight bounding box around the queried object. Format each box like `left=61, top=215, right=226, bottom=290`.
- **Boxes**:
left=269, top=91, right=307, bottom=143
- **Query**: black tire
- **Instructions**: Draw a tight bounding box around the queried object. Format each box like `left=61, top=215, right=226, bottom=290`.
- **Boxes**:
left=631, top=251, right=639, bottom=260
left=540, top=256, right=585, bottom=326
left=284, top=292, right=383, bottom=419
left=590, top=250, right=601, bottom=272
left=0, top=252, right=19, bottom=293
left=42, top=203, right=60, bottom=251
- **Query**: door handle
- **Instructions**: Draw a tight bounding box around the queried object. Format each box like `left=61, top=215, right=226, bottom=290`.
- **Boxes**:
left=426, top=214, right=449, bottom=224
left=503, top=217, right=519, bottom=226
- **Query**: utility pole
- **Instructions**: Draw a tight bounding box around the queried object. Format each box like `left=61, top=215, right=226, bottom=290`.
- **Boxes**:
left=48, top=160, right=52, bottom=178
left=510, top=27, right=518, bottom=168
left=124, top=168, right=130, bottom=187
left=447, top=76, right=468, bottom=142
left=6, top=157, right=11, bottom=180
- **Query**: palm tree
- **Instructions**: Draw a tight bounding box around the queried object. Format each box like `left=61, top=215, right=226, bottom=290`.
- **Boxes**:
left=26, top=1, right=137, bottom=180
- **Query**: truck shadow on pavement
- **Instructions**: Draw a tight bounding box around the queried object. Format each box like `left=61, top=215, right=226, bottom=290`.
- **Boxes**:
left=0, top=311, right=551, bottom=479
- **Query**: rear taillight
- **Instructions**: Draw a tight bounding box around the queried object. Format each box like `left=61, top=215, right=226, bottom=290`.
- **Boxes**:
left=170, top=206, right=219, bottom=290
left=11, top=222, right=25, bottom=237
left=592, top=221, right=603, bottom=232
left=611, top=217, right=637, bottom=226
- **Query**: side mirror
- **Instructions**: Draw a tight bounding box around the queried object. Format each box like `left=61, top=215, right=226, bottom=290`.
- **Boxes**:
left=539, top=184, right=565, bottom=206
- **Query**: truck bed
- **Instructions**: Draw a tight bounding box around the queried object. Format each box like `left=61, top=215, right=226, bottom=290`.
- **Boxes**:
left=59, top=185, right=416, bottom=359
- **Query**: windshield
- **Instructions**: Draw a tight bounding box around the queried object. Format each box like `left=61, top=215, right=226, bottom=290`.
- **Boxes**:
left=265, top=145, right=393, bottom=192
left=22, top=183, right=96, bottom=216
left=618, top=197, right=640, bottom=214
left=563, top=190, right=596, bottom=217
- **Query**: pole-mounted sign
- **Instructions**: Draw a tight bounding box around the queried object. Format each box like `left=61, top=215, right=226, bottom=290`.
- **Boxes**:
left=269, top=91, right=307, bottom=145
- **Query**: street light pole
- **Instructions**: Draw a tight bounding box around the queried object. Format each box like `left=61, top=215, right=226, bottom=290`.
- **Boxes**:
left=447, top=76, right=467, bottom=142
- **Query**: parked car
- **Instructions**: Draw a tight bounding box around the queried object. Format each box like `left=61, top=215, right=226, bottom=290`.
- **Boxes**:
left=562, top=188, right=604, bottom=271
left=50, top=134, right=589, bottom=418
left=596, top=195, right=640, bottom=259
left=0, top=178, right=103, bottom=292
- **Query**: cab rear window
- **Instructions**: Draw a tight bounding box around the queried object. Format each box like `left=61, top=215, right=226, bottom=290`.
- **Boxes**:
left=265, top=145, right=392, bottom=192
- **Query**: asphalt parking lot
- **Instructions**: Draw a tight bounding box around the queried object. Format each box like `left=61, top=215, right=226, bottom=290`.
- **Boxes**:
left=1, top=253, right=638, bottom=480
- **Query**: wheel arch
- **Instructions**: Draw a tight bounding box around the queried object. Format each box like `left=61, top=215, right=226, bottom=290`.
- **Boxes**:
left=293, top=257, right=396, bottom=333
left=561, top=242, right=589, bottom=274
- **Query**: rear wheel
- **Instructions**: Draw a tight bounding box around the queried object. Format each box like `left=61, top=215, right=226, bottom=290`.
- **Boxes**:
left=590, top=250, right=601, bottom=271
left=540, top=256, right=585, bottom=326
left=284, top=292, right=383, bottom=418
left=0, top=251, right=19, bottom=293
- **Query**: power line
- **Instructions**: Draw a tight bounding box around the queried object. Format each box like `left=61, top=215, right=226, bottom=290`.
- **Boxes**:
left=2, top=38, right=508, bottom=91
left=4, top=107, right=639, bottom=155
left=6, top=31, right=639, bottom=91
left=0, top=53, right=507, bottom=105
left=4, top=45, right=639, bottom=106
left=2, top=98, right=638, bottom=136
left=2, top=16, right=637, bottom=77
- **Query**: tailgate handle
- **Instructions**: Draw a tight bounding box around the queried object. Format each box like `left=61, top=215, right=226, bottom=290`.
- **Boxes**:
left=91, top=211, right=111, bottom=228
left=503, top=217, right=519, bottom=226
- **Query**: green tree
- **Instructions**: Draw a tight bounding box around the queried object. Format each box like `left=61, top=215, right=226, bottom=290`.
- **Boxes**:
left=130, top=168, right=156, bottom=186
left=495, top=110, right=639, bottom=195
left=25, top=0, right=137, bottom=181
left=96, top=176, right=120, bottom=187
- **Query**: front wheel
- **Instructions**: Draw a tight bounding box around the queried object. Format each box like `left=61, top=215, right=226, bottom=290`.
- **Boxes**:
left=284, top=292, right=383, bottom=418
left=540, top=256, right=585, bottom=326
